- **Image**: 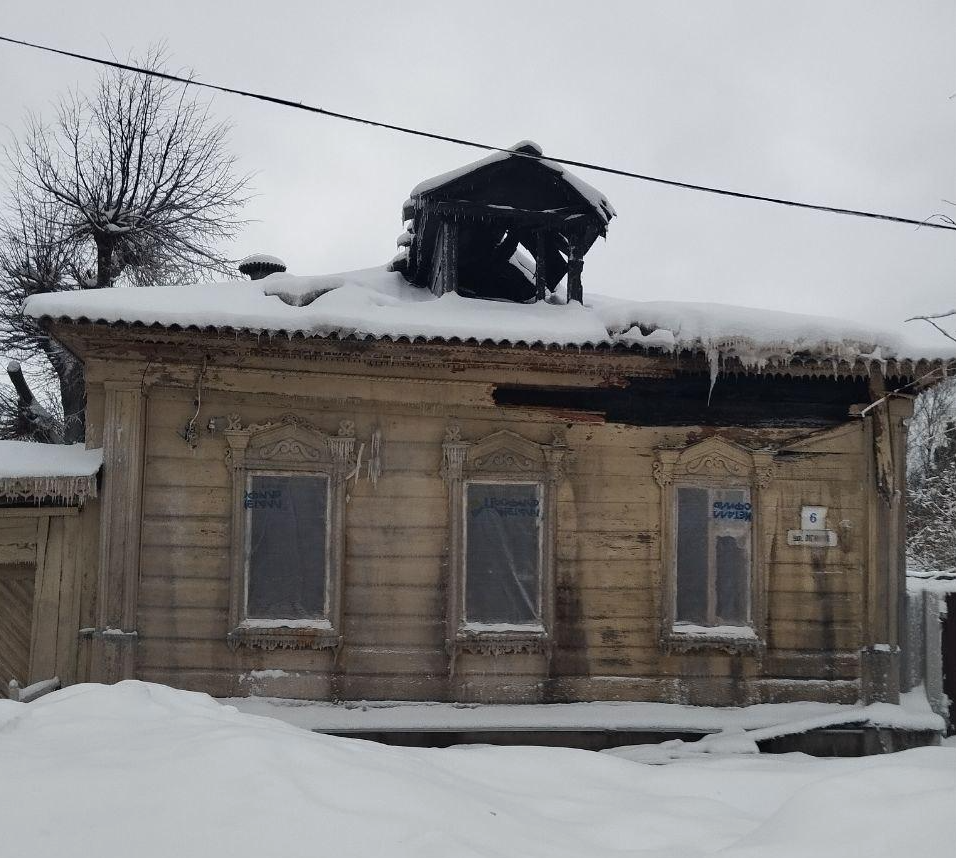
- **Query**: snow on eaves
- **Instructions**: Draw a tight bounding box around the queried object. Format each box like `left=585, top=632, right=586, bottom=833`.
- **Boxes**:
left=0, top=441, right=103, bottom=479
left=22, top=266, right=955, bottom=370
left=0, top=441, right=103, bottom=504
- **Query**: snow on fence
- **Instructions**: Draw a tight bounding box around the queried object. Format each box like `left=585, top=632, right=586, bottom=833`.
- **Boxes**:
left=8, top=676, right=60, bottom=704
left=904, top=575, right=955, bottom=728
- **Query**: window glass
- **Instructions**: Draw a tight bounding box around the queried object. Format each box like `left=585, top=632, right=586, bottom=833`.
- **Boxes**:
left=676, top=486, right=751, bottom=626
left=245, top=474, right=328, bottom=620
left=676, top=487, right=709, bottom=624
left=465, top=482, right=541, bottom=624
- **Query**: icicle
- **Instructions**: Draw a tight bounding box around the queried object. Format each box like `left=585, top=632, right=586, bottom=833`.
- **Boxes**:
left=706, top=346, right=720, bottom=405
left=0, top=474, right=97, bottom=504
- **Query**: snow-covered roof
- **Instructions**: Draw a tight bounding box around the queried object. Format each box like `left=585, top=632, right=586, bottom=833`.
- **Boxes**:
left=0, top=441, right=103, bottom=503
left=23, top=266, right=954, bottom=372
left=410, top=140, right=616, bottom=224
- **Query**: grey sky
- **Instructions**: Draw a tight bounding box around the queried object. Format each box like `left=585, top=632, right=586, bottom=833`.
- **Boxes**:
left=1, top=0, right=954, bottom=344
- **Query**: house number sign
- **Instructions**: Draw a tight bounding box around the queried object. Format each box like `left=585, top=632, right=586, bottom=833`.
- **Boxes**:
left=787, top=505, right=836, bottom=547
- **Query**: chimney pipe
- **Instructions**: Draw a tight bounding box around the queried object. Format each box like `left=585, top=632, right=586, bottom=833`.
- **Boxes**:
left=239, top=254, right=287, bottom=281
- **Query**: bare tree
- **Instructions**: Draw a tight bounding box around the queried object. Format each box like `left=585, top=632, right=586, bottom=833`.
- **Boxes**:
left=906, top=309, right=956, bottom=348
left=907, top=376, right=956, bottom=478
left=905, top=310, right=956, bottom=571
left=1, top=47, right=250, bottom=442
left=908, top=420, right=956, bottom=572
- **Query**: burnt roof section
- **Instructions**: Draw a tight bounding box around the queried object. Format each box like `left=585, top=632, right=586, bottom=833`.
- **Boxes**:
left=393, top=142, right=615, bottom=304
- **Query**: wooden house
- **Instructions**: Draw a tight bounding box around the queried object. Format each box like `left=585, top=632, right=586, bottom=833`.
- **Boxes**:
left=7, top=143, right=951, bottom=732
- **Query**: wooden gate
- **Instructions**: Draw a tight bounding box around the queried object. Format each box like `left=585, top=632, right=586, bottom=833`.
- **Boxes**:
left=0, top=508, right=88, bottom=697
left=0, top=562, right=35, bottom=697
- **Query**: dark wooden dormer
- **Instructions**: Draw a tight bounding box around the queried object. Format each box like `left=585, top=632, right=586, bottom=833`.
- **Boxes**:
left=391, top=142, right=614, bottom=304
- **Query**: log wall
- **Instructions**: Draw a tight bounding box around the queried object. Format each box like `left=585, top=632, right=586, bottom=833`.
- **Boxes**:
left=73, top=338, right=877, bottom=707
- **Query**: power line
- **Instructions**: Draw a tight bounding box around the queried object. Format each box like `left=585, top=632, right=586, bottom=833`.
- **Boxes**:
left=2, top=32, right=954, bottom=233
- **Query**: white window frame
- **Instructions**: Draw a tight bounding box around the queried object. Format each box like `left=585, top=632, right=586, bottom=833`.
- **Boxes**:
left=225, top=414, right=354, bottom=650
left=654, top=436, right=774, bottom=653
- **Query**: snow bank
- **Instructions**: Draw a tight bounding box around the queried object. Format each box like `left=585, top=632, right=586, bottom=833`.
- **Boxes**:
left=225, top=690, right=944, bottom=734
left=0, top=681, right=952, bottom=858
left=23, top=265, right=954, bottom=367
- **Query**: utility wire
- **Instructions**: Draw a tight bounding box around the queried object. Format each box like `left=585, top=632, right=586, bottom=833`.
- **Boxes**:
left=2, top=33, right=955, bottom=233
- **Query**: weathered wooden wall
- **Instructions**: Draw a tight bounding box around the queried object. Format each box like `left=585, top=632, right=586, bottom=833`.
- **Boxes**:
left=0, top=506, right=97, bottom=697
left=75, top=337, right=880, bottom=706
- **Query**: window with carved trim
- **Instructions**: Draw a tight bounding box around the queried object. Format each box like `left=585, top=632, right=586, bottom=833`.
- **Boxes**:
left=442, top=428, right=567, bottom=657
left=464, top=481, right=543, bottom=626
left=245, top=472, right=329, bottom=622
left=675, top=486, right=752, bottom=628
left=224, top=415, right=354, bottom=650
left=655, top=437, right=773, bottom=649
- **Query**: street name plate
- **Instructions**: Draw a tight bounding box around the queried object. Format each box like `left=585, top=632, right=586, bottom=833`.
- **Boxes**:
left=787, top=529, right=837, bottom=547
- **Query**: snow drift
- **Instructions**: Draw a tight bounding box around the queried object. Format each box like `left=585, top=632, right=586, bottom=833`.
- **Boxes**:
left=0, top=681, right=952, bottom=858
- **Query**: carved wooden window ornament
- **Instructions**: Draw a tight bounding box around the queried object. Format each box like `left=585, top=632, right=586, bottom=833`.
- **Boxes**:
left=654, top=436, right=774, bottom=652
left=224, top=415, right=355, bottom=650
left=442, top=426, right=569, bottom=663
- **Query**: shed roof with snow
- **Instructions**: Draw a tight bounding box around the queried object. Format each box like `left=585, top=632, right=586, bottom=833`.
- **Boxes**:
left=0, top=441, right=102, bottom=504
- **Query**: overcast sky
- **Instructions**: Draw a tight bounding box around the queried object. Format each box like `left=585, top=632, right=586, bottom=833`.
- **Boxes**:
left=1, top=1, right=953, bottom=343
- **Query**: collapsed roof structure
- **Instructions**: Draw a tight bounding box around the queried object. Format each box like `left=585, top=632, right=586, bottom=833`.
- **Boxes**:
left=392, top=141, right=614, bottom=303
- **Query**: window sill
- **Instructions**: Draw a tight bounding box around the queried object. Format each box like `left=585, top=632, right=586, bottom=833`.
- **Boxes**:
left=228, top=621, right=341, bottom=651
left=451, top=624, right=551, bottom=656
left=663, top=624, right=764, bottom=656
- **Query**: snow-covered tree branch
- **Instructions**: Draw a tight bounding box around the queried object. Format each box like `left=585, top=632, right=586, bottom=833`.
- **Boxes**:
left=0, top=45, right=250, bottom=442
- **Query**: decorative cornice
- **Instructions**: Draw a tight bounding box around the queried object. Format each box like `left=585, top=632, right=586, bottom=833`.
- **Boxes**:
left=223, top=413, right=356, bottom=472
left=238, top=412, right=327, bottom=436
left=685, top=452, right=744, bottom=477
left=472, top=449, right=536, bottom=471
left=654, top=436, right=775, bottom=488
left=258, top=438, right=324, bottom=461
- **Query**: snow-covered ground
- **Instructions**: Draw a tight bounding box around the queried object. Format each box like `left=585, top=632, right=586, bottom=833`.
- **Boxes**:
left=226, top=687, right=944, bottom=738
left=1, top=681, right=952, bottom=857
